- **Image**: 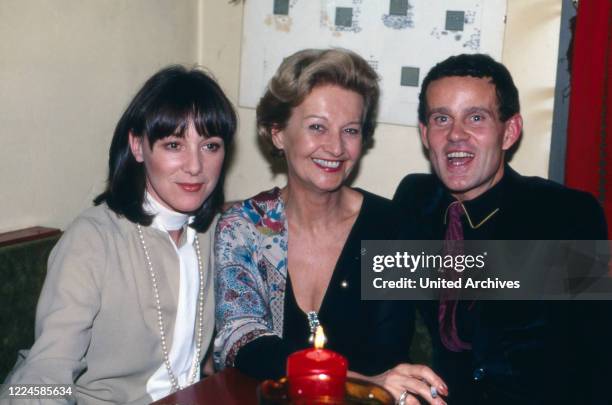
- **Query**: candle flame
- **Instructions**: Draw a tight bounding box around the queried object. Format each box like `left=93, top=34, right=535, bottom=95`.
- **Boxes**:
left=314, top=325, right=326, bottom=349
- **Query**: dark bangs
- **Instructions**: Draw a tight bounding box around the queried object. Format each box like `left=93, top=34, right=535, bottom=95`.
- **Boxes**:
left=138, top=72, right=237, bottom=146
left=95, top=65, right=237, bottom=232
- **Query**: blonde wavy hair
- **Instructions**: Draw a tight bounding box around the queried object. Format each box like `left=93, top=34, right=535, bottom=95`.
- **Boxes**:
left=256, top=48, right=380, bottom=156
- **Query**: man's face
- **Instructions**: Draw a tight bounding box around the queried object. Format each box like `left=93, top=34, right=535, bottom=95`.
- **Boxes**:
left=419, top=76, right=522, bottom=201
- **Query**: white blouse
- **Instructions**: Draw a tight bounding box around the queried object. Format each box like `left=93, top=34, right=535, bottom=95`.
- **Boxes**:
left=143, top=193, right=200, bottom=400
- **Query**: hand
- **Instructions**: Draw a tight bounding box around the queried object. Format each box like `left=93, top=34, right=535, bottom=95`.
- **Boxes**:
left=349, top=364, right=448, bottom=405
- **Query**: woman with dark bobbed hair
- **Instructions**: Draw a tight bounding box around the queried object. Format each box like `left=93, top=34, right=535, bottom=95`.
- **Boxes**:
left=5, top=66, right=236, bottom=404
left=214, top=49, right=447, bottom=403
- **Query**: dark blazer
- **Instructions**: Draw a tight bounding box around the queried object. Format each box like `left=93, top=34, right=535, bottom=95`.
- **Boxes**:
left=393, top=166, right=611, bottom=405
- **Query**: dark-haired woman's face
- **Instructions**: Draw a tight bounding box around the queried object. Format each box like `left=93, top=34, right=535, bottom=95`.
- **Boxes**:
left=129, top=120, right=225, bottom=213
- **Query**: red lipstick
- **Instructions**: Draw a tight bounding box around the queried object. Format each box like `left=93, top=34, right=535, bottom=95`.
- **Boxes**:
left=177, top=183, right=203, bottom=192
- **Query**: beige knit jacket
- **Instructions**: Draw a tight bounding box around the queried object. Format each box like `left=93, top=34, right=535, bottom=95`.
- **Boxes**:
left=3, top=204, right=215, bottom=404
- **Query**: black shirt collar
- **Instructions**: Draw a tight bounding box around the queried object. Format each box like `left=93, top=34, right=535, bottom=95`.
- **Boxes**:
left=440, top=165, right=516, bottom=228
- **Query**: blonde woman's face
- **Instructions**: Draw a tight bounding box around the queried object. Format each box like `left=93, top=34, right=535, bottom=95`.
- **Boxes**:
left=271, top=85, right=364, bottom=194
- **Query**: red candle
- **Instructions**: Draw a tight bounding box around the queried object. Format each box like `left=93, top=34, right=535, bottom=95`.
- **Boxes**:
left=286, top=326, right=348, bottom=401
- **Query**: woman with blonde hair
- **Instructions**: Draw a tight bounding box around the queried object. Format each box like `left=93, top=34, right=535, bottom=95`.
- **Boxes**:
left=214, top=49, right=447, bottom=404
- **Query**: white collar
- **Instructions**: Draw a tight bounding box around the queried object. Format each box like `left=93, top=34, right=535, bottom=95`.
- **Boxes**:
left=143, top=191, right=191, bottom=231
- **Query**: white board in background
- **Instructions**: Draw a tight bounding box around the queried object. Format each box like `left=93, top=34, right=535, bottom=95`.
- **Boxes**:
left=239, top=0, right=507, bottom=127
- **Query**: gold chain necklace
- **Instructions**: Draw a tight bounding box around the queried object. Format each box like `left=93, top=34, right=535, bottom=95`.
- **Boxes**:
left=137, top=224, right=204, bottom=392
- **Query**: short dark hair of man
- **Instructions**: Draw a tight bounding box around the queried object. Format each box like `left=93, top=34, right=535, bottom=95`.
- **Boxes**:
left=94, top=65, right=237, bottom=232
left=418, top=53, right=520, bottom=125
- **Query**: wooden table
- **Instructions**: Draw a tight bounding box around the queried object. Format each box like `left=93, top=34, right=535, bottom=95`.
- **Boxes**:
left=152, top=368, right=260, bottom=405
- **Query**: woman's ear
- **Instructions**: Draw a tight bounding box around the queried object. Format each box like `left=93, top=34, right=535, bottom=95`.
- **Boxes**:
left=128, top=132, right=145, bottom=163
left=270, top=126, right=284, bottom=152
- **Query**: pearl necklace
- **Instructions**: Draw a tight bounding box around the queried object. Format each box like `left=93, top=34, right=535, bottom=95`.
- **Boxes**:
left=137, top=224, right=204, bottom=392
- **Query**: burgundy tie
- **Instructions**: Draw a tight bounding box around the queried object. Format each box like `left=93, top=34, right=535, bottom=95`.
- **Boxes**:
left=438, top=201, right=472, bottom=352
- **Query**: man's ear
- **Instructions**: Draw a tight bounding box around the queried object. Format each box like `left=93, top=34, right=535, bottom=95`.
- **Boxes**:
left=270, top=126, right=285, bottom=152
left=502, top=114, right=522, bottom=151
left=419, top=123, right=430, bottom=150
left=128, top=132, right=145, bottom=163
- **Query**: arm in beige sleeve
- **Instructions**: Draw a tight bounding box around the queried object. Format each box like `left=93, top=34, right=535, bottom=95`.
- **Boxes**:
left=2, top=216, right=106, bottom=404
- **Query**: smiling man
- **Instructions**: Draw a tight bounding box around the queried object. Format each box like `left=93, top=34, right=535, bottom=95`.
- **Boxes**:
left=393, top=54, right=611, bottom=404
left=418, top=73, right=521, bottom=202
